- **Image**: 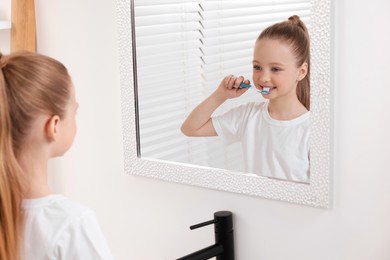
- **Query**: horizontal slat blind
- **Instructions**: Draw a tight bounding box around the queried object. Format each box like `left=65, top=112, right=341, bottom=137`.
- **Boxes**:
left=135, top=0, right=207, bottom=164
left=135, top=0, right=311, bottom=170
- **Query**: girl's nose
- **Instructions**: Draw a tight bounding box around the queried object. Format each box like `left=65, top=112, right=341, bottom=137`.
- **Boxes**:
left=257, top=71, right=271, bottom=83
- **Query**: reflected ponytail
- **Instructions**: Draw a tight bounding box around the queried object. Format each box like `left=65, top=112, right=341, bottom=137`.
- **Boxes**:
left=258, top=15, right=310, bottom=110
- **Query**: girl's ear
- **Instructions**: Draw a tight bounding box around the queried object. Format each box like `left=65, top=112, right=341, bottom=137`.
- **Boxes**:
left=297, top=62, right=308, bottom=81
left=45, top=115, right=60, bottom=141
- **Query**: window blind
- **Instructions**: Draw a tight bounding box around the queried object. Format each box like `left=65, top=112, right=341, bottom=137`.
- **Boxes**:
left=134, top=0, right=311, bottom=170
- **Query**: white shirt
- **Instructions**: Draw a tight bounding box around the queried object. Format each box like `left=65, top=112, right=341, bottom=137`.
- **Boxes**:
left=22, top=194, right=114, bottom=260
left=212, top=101, right=310, bottom=182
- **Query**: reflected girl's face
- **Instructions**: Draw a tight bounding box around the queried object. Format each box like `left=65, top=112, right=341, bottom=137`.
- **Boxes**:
left=252, top=39, right=307, bottom=100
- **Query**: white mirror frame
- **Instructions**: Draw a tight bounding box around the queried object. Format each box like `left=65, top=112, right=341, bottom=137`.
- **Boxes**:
left=116, top=0, right=333, bottom=208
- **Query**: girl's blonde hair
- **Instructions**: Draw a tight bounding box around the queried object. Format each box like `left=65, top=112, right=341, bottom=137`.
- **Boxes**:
left=258, top=15, right=311, bottom=110
left=0, top=51, right=71, bottom=259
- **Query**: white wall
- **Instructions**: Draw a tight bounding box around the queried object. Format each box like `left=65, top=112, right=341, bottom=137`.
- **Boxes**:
left=2, top=0, right=390, bottom=259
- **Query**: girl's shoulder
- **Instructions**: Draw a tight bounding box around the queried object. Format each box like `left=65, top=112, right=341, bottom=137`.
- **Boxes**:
left=23, top=194, right=95, bottom=222
left=22, top=195, right=113, bottom=260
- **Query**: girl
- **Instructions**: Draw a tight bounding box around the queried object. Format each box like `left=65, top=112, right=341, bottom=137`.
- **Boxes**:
left=181, top=15, right=311, bottom=183
left=0, top=52, right=114, bottom=259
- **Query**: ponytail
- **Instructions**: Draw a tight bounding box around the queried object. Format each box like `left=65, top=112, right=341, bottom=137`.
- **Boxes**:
left=258, top=15, right=311, bottom=110
left=0, top=54, right=25, bottom=260
left=288, top=15, right=310, bottom=110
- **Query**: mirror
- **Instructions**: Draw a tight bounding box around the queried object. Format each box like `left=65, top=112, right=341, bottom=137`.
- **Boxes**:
left=117, top=0, right=332, bottom=207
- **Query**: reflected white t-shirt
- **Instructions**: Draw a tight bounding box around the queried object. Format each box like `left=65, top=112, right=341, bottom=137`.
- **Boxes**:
left=212, top=101, right=310, bottom=182
left=22, top=194, right=114, bottom=260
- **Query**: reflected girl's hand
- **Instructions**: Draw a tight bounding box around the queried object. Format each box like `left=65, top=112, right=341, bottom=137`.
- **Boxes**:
left=215, top=75, right=250, bottom=100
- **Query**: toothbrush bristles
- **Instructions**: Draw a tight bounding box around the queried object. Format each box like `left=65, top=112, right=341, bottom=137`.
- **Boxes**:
left=261, top=87, right=270, bottom=94
left=239, top=82, right=270, bottom=94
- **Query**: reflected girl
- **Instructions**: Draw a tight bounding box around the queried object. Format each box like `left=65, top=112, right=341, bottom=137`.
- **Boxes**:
left=181, top=15, right=311, bottom=183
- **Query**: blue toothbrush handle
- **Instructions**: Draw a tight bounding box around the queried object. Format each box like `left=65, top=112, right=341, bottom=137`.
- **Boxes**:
left=239, top=82, right=252, bottom=89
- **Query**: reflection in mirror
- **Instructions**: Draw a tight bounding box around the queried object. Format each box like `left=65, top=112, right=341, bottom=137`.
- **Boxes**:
left=118, top=0, right=331, bottom=207
left=134, top=0, right=312, bottom=182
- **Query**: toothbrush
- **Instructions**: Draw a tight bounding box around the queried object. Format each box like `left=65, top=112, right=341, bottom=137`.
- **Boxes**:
left=239, top=82, right=270, bottom=94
